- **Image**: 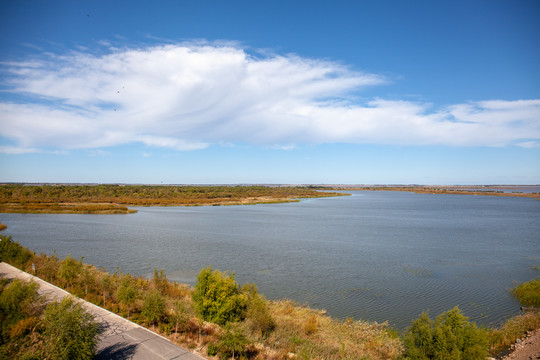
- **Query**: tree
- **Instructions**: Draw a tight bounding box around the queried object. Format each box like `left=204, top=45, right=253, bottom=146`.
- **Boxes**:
left=42, top=297, right=100, bottom=360
left=142, top=290, right=165, bottom=330
left=404, top=306, right=489, bottom=360
left=117, top=276, right=137, bottom=318
left=192, top=266, right=247, bottom=325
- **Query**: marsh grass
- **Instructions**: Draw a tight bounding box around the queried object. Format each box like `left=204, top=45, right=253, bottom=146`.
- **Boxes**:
left=263, top=300, right=404, bottom=359
left=511, top=277, right=540, bottom=307
left=488, top=311, right=540, bottom=354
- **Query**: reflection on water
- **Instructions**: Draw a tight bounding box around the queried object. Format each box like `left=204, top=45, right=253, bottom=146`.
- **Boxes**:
left=2, top=191, right=539, bottom=329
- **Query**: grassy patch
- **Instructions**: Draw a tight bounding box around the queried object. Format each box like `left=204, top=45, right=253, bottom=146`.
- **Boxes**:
left=488, top=311, right=540, bottom=354
left=511, top=277, right=540, bottom=307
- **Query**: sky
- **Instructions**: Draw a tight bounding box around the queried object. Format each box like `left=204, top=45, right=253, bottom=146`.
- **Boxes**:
left=1, top=0, right=539, bottom=184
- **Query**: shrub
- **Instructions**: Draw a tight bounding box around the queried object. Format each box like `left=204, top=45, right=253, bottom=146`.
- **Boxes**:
left=0, top=235, right=34, bottom=269
left=207, top=342, right=219, bottom=356
left=243, top=284, right=275, bottom=338
left=117, top=276, right=137, bottom=317
left=216, top=325, right=249, bottom=360
left=403, top=307, right=489, bottom=360
left=9, top=316, right=39, bottom=340
left=142, top=290, right=165, bottom=330
left=170, top=299, right=191, bottom=334
left=42, top=297, right=100, bottom=360
left=192, top=266, right=247, bottom=325
left=58, top=254, right=82, bottom=290
left=511, top=277, right=540, bottom=307
left=0, top=279, right=42, bottom=325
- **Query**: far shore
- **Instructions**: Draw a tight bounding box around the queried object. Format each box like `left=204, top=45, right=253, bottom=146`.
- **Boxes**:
left=1, top=184, right=538, bottom=215
left=331, top=185, right=540, bottom=199
left=0, top=184, right=348, bottom=214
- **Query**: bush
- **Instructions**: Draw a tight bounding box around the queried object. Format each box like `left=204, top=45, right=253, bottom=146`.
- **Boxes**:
left=216, top=325, right=249, bottom=360
left=0, top=279, right=42, bottom=326
left=58, top=254, right=82, bottom=290
left=42, top=297, right=100, bottom=360
left=511, top=277, right=540, bottom=307
left=0, top=235, right=34, bottom=269
left=243, top=284, right=275, bottom=337
left=192, top=266, right=247, bottom=325
left=142, top=290, right=165, bottom=330
left=403, top=307, right=489, bottom=360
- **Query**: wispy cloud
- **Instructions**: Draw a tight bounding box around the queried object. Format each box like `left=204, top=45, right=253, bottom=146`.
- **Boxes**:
left=1, top=43, right=539, bottom=154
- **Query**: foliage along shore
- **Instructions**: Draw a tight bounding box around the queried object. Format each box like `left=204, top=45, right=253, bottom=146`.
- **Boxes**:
left=0, top=184, right=347, bottom=214
left=1, top=235, right=539, bottom=359
left=333, top=186, right=540, bottom=199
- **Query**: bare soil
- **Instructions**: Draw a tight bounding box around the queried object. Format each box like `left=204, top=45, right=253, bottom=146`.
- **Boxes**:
left=502, top=328, right=540, bottom=360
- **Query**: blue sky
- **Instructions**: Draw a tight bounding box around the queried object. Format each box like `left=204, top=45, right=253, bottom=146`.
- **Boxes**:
left=1, top=0, right=539, bottom=184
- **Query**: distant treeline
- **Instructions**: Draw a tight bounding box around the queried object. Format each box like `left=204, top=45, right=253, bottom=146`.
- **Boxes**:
left=0, top=184, right=346, bottom=214
left=338, top=186, right=540, bottom=199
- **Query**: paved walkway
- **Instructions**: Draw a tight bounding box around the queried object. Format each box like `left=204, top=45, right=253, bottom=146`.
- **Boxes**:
left=0, top=262, right=205, bottom=360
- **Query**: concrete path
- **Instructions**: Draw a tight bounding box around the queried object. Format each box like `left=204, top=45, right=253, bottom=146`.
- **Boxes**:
left=0, top=262, right=205, bottom=360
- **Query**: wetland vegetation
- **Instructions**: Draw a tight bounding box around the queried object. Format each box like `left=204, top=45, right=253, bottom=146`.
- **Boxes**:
left=0, top=184, right=346, bottom=214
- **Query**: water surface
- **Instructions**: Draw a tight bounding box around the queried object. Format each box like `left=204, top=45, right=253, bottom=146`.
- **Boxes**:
left=2, top=191, right=539, bottom=329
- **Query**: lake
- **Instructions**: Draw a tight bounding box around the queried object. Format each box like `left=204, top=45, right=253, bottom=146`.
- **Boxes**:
left=1, top=190, right=539, bottom=329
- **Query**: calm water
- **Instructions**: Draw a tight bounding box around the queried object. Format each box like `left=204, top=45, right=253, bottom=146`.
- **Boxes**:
left=1, top=191, right=539, bottom=329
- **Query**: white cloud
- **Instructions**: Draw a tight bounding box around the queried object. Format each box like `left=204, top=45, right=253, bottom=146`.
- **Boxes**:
left=517, top=141, right=540, bottom=149
left=0, top=146, right=41, bottom=154
left=1, top=43, right=539, bottom=153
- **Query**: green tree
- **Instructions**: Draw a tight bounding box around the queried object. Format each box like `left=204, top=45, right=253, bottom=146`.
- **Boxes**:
left=192, top=266, right=247, bottom=325
left=142, top=290, right=165, bottom=330
left=404, top=307, right=489, bottom=360
left=42, top=297, right=100, bottom=360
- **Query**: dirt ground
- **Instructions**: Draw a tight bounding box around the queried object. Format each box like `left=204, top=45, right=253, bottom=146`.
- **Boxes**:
left=501, top=328, right=540, bottom=360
